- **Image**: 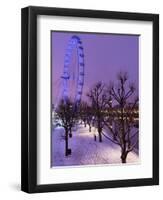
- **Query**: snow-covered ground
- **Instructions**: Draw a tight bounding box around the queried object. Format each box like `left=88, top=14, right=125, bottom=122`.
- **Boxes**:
left=51, top=124, right=139, bottom=167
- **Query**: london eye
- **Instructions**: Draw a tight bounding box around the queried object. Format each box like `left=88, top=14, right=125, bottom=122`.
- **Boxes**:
left=61, top=35, right=85, bottom=110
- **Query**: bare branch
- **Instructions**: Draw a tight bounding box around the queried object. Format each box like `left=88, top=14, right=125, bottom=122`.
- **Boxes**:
left=101, top=131, right=120, bottom=145
left=127, top=139, right=139, bottom=153
left=130, top=130, right=139, bottom=140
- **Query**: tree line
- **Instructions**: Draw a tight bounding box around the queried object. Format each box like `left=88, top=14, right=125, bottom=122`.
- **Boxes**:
left=55, top=72, right=139, bottom=163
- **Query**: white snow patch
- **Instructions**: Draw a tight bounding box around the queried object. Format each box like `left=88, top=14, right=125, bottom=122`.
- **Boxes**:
left=51, top=124, right=139, bottom=167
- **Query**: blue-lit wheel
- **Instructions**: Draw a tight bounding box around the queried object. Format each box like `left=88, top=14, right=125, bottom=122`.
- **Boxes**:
left=61, top=35, right=85, bottom=109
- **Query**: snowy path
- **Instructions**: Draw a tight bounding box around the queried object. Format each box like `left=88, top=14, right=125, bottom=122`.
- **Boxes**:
left=51, top=124, right=139, bottom=167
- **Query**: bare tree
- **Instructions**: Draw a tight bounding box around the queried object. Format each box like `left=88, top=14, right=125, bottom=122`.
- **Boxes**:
left=56, top=98, right=77, bottom=156
left=78, top=101, right=88, bottom=127
left=79, top=101, right=93, bottom=132
left=87, top=82, right=109, bottom=142
left=86, top=105, right=93, bottom=132
left=104, top=72, right=139, bottom=163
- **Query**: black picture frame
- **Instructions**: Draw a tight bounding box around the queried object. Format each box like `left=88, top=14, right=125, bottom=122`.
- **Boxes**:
left=21, top=6, right=159, bottom=193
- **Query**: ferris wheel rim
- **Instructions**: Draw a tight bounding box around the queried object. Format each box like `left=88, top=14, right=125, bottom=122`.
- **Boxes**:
left=61, top=35, right=85, bottom=107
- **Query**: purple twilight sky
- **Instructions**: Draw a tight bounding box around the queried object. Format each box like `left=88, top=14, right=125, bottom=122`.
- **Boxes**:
left=51, top=31, right=139, bottom=104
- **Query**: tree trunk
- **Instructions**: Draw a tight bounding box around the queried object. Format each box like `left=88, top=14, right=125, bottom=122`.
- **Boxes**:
left=99, top=131, right=102, bottom=142
left=65, top=128, right=69, bottom=156
left=98, top=128, right=102, bottom=142
left=94, top=134, right=96, bottom=141
left=89, top=125, right=91, bottom=132
left=98, top=125, right=102, bottom=142
left=69, top=127, right=72, bottom=138
left=121, top=157, right=126, bottom=163
left=121, top=152, right=127, bottom=163
left=120, top=103, right=127, bottom=163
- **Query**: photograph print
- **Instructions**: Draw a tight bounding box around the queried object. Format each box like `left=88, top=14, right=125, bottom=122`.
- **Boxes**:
left=51, top=31, right=139, bottom=167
